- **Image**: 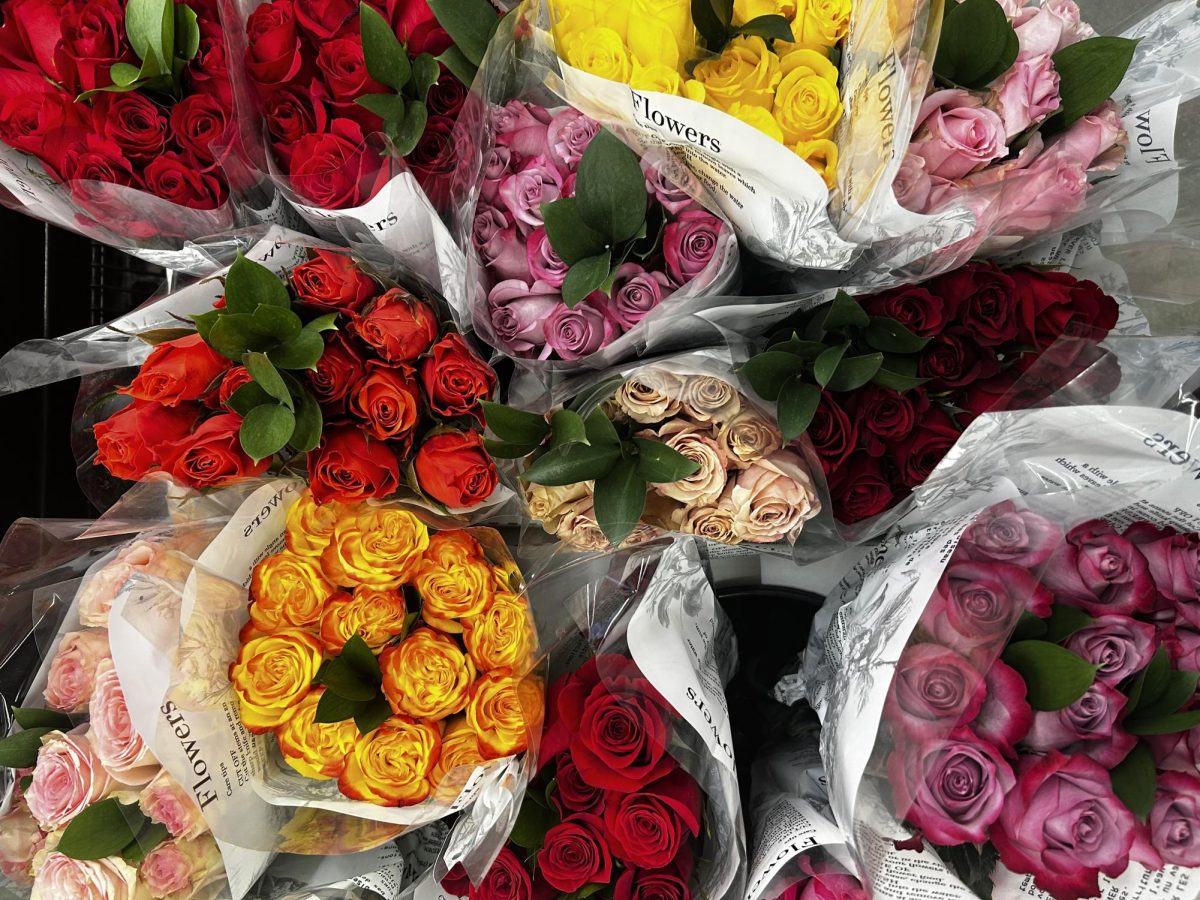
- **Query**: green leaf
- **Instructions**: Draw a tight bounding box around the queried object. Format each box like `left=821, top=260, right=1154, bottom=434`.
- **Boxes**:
left=251, top=305, right=302, bottom=344
left=934, top=0, right=1020, bottom=89
left=428, top=0, right=498, bottom=67
left=509, top=791, right=560, bottom=850
left=0, top=727, right=52, bottom=768
left=692, top=0, right=731, bottom=50
left=740, top=351, right=809, bottom=401
left=826, top=353, right=884, bottom=392
left=192, top=309, right=220, bottom=344
left=1043, top=604, right=1093, bottom=643
left=821, top=291, right=871, bottom=332
left=777, top=379, right=822, bottom=441
left=769, top=334, right=827, bottom=358
left=436, top=44, right=476, bottom=87
left=483, top=402, right=551, bottom=445
left=594, top=457, right=646, bottom=547
left=813, top=342, right=849, bottom=388
left=173, top=3, right=200, bottom=59
left=1126, top=709, right=1200, bottom=736
left=1110, top=742, right=1156, bottom=821
left=125, top=0, right=172, bottom=71
left=523, top=442, right=622, bottom=486
left=132, top=327, right=197, bottom=345
left=268, top=330, right=325, bottom=370
left=239, top=403, right=296, bottom=463
left=110, top=62, right=141, bottom=86
left=562, top=252, right=612, bottom=308
left=484, top=438, right=539, bottom=459
left=224, top=252, right=289, bottom=314
left=356, top=92, right=408, bottom=122
left=633, top=438, right=700, bottom=483
left=12, top=707, right=73, bottom=730
left=360, top=2, right=411, bottom=92
left=1126, top=647, right=1171, bottom=715
left=340, top=634, right=382, bottom=685
left=1002, top=640, right=1099, bottom=711
left=19, top=775, right=31, bottom=792
left=290, top=387, right=323, bottom=453
left=304, top=313, right=339, bottom=334
left=575, top=130, right=647, bottom=244
left=1010, top=611, right=1049, bottom=642
left=411, top=53, right=441, bottom=100
left=584, top=408, right=621, bottom=447
left=1129, top=670, right=1200, bottom=723
left=58, top=800, right=145, bottom=861
left=733, top=13, right=792, bottom=41
left=872, top=355, right=928, bottom=391
left=542, top=198, right=609, bottom=266
left=314, top=689, right=364, bottom=724
left=353, top=694, right=393, bottom=734
left=121, top=822, right=169, bottom=864
left=1049, top=37, right=1139, bottom=130
left=864, top=317, right=931, bottom=354
left=390, top=99, right=428, bottom=157
left=549, top=409, right=589, bottom=448
left=226, top=382, right=272, bottom=416
left=244, top=352, right=293, bottom=410
left=208, top=313, right=280, bottom=360
left=316, top=658, right=378, bottom=703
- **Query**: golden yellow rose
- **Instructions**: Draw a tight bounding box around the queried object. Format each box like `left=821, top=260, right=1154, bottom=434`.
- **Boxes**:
left=319, top=586, right=410, bottom=654
left=550, top=0, right=631, bottom=40
left=324, top=506, right=429, bottom=589
left=229, top=629, right=324, bottom=733
left=733, top=0, right=798, bottom=24
left=249, top=552, right=335, bottom=632
left=462, top=591, right=537, bottom=673
left=729, top=102, right=784, bottom=141
left=285, top=490, right=346, bottom=557
left=380, top=628, right=475, bottom=720
left=423, top=531, right=484, bottom=568
left=630, top=62, right=684, bottom=95
left=793, top=137, right=839, bottom=189
left=274, top=687, right=358, bottom=780
left=691, top=36, right=780, bottom=113
left=788, top=0, right=851, bottom=50
left=772, top=48, right=842, bottom=143
left=627, top=16, right=682, bottom=71
left=466, top=670, right=543, bottom=758
left=417, top=558, right=493, bottom=625
left=561, top=26, right=634, bottom=83
left=429, top=716, right=486, bottom=786
left=338, top=716, right=440, bottom=806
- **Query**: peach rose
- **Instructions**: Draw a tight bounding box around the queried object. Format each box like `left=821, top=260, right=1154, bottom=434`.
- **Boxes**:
left=728, top=449, right=820, bottom=543
left=716, top=410, right=782, bottom=468
left=43, top=630, right=111, bottom=713
left=430, top=716, right=486, bottom=786
left=466, top=670, right=543, bottom=758
left=553, top=496, right=613, bottom=551
left=138, top=770, right=207, bottom=842
left=25, top=730, right=116, bottom=832
left=0, top=801, right=44, bottom=885
left=463, top=591, right=537, bottom=673
left=274, top=687, right=359, bottom=781
left=613, top=370, right=685, bottom=423
left=650, top=420, right=727, bottom=506
left=249, top=552, right=335, bottom=631
left=285, top=490, right=347, bottom=557
left=229, top=629, right=324, bottom=733
left=89, top=660, right=158, bottom=786
left=683, top=500, right=742, bottom=545
left=381, top=628, right=475, bottom=720
left=681, top=376, right=741, bottom=423
left=76, top=541, right=162, bottom=628
left=138, top=834, right=221, bottom=900
left=338, top=716, right=440, bottom=806
left=31, top=853, right=138, bottom=900
left=324, top=506, right=430, bottom=588
left=319, top=587, right=409, bottom=653
left=524, top=482, right=592, bottom=533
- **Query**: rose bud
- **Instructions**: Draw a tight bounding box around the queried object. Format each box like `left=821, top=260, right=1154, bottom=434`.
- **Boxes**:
left=138, top=833, right=222, bottom=900
left=466, top=669, right=543, bottom=758
left=883, top=644, right=983, bottom=740
left=25, top=730, right=116, bottom=831
left=249, top=552, right=335, bottom=631
left=1064, top=615, right=1156, bottom=684
left=158, top=413, right=270, bottom=489
left=348, top=361, right=421, bottom=446
left=119, top=334, right=230, bottom=407
left=323, top=505, right=428, bottom=587
left=244, top=0, right=304, bottom=87
left=419, top=333, right=498, bottom=425
left=602, top=768, right=701, bottom=869
left=352, top=288, right=438, bottom=363
left=924, top=560, right=1051, bottom=652
left=381, top=628, right=476, bottom=720
left=414, top=430, right=499, bottom=509
left=31, top=853, right=138, bottom=900
left=319, top=586, right=408, bottom=654
left=89, top=659, right=158, bottom=785
left=430, top=717, right=487, bottom=788
left=307, top=332, right=368, bottom=413
left=971, top=659, right=1033, bottom=759
left=1042, top=519, right=1156, bottom=617
left=0, top=801, right=44, bottom=885
left=275, top=687, right=359, bottom=781
left=293, top=0, right=355, bottom=40
left=463, top=591, right=537, bottom=673
left=138, top=770, right=208, bottom=841
left=498, top=157, right=563, bottom=236
left=229, top=629, right=324, bottom=733
left=291, top=250, right=377, bottom=312
left=1023, top=680, right=1135, bottom=768
left=539, top=813, right=614, bottom=893
left=43, top=629, right=112, bottom=712
left=1150, top=771, right=1200, bottom=866
left=663, top=209, right=722, bottom=286
left=959, top=500, right=1064, bottom=568
left=308, top=425, right=401, bottom=504
left=890, top=408, right=962, bottom=489
left=338, top=716, right=440, bottom=806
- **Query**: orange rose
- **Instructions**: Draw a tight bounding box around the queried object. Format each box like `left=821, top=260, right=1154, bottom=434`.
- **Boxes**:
left=319, top=586, right=411, bottom=653
left=324, top=506, right=430, bottom=588
left=462, top=592, right=537, bottom=673
left=466, top=670, right=543, bottom=758
left=228, top=630, right=324, bottom=733
left=249, top=553, right=335, bottom=631
left=381, top=628, right=475, bottom=720
left=416, top=554, right=493, bottom=626
left=430, top=716, right=486, bottom=787
left=285, top=490, right=347, bottom=557
left=338, top=716, right=441, bottom=806
left=275, top=687, right=359, bottom=780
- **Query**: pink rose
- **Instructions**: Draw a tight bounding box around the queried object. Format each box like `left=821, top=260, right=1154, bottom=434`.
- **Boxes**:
left=480, top=146, right=514, bottom=204
left=1148, top=726, right=1200, bottom=775
left=1126, top=523, right=1200, bottom=623
left=543, top=297, right=615, bottom=361
left=989, top=145, right=1088, bottom=235
left=893, top=153, right=934, bottom=211
left=791, top=857, right=867, bottom=900
left=1023, top=680, right=1135, bottom=767
left=89, top=659, right=158, bottom=785
left=605, top=264, right=672, bottom=331
left=970, top=658, right=1032, bottom=758
left=910, top=89, right=1007, bottom=180
left=0, top=801, right=44, bottom=885
left=478, top=221, right=530, bottom=283
left=488, top=280, right=563, bottom=355
left=642, top=158, right=695, bottom=216
left=546, top=108, right=600, bottom=170
left=497, top=156, right=563, bottom=235
left=1047, top=100, right=1126, bottom=172
left=662, top=209, right=721, bottom=286
left=1165, top=625, right=1200, bottom=672
left=1015, top=0, right=1094, bottom=59
left=992, top=55, right=1061, bottom=138
left=25, top=730, right=115, bottom=831
left=31, top=853, right=138, bottom=900
left=1150, top=772, right=1200, bottom=866
left=728, top=450, right=820, bottom=543
left=139, top=834, right=221, bottom=900
left=527, top=226, right=569, bottom=287
left=76, top=540, right=161, bottom=628
left=1064, top=615, right=1157, bottom=684
left=1042, top=520, right=1156, bottom=617
left=960, top=500, right=1064, bottom=568
left=139, top=770, right=208, bottom=841
left=884, top=644, right=984, bottom=740
left=493, top=100, right=551, bottom=158
left=888, top=729, right=1015, bottom=844
left=925, top=560, right=1051, bottom=653
left=43, top=629, right=111, bottom=712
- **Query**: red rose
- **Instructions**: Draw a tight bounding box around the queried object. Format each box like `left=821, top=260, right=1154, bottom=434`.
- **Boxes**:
left=349, top=361, right=420, bottom=444
left=316, top=34, right=386, bottom=103
left=120, top=333, right=230, bottom=406
left=539, top=813, right=613, bottom=894
left=918, top=331, right=999, bottom=390
left=294, top=0, right=357, bottom=40
left=93, top=400, right=200, bottom=481
left=931, top=261, right=1019, bottom=347
left=170, top=93, right=231, bottom=166
left=307, top=331, right=368, bottom=411
left=428, top=71, right=466, bottom=117
left=92, top=92, right=169, bottom=162
left=861, top=285, right=952, bottom=337
left=413, top=430, right=498, bottom=509
left=420, top=333, right=497, bottom=425
left=602, top=768, right=701, bottom=870
left=407, top=115, right=459, bottom=210
left=158, top=413, right=270, bottom=488
left=309, top=424, right=400, bottom=503
left=851, top=385, right=927, bottom=453
left=890, top=408, right=960, bottom=488
left=245, top=0, right=305, bottom=87
left=143, top=152, right=227, bottom=210
left=614, top=853, right=693, bottom=900
left=61, top=133, right=135, bottom=188
left=264, top=87, right=326, bottom=148
left=352, top=288, right=438, bottom=362
left=291, top=249, right=377, bottom=312
left=0, top=85, right=89, bottom=167
left=289, top=117, right=388, bottom=209
left=0, top=0, right=65, bottom=81
left=186, top=19, right=231, bottom=101
left=53, top=0, right=133, bottom=93
left=551, top=751, right=604, bottom=816
left=384, top=0, right=452, bottom=54
left=827, top=452, right=895, bottom=524
left=1008, top=340, right=1121, bottom=410
left=470, top=847, right=531, bottom=900
left=1010, top=268, right=1118, bottom=351
left=958, top=370, right=1021, bottom=419
left=807, top=392, right=855, bottom=474
left=439, top=864, right=470, bottom=898
left=216, top=366, right=254, bottom=407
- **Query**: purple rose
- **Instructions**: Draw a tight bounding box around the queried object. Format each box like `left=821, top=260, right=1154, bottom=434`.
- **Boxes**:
left=473, top=204, right=508, bottom=250
left=662, top=209, right=721, bottom=287
left=546, top=108, right=600, bottom=171
left=497, top=156, right=563, bottom=235
left=604, top=264, right=673, bottom=331
left=884, top=644, right=984, bottom=740
left=1150, top=772, right=1200, bottom=867
left=1125, top=523, right=1200, bottom=622
left=488, top=279, right=562, bottom=355
left=492, top=100, right=550, bottom=158
left=960, top=500, right=1064, bottom=569
left=888, top=729, right=1015, bottom=844
left=925, top=560, right=1051, bottom=653
left=1041, top=520, right=1156, bottom=617
left=1023, top=680, right=1135, bottom=768
left=543, top=297, right=615, bottom=361
left=992, top=54, right=1061, bottom=138
left=990, top=751, right=1135, bottom=900
left=527, top=227, right=569, bottom=288
left=909, top=89, right=1007, bottom=181
left=1064, top=615, right=1157, bottom=684
left=478, top=220, right=530, bottom=283
left=1165, top=625, right=1200, bottom=672
left=641, top=157, right=695, bottom=216
left=1148, top=727, right=1200, bottom=775
left=480, top=147, right=513, bottom=204
left=971, top=659, right=1032, bottom=758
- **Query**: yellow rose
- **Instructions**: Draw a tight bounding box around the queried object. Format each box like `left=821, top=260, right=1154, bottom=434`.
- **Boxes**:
left=789, top=0, right=851, bottom=50
left=793, top=137, right=839, bottom=189
left=429, top=716, right=486, bottom=786
left=380, top=628, right=475, bottom=720
left=274, top=687, right=358, bottom=780
left=550, top=0, right=631, bottom=41
left=229, top=629, right=324, bottom=733
left=249, top=552, right=335, bottom=632
left=285, top=490, right=346, bottom=557
left=627, top=17, right=681, bottom=71
left=772, top=48, right=842, bottom=143
left=423, top=531, right=485, bottom=567
left=561, top=26, right=634, bottom=83
left=733, top=0, right=798, bottom=24
left=462, top=591, right=537, bottom=673
left=338, top=716, right=440, bottom=806
left=691, top=36, right=780, bottom=112
left=632, top=0, right=692, bottom=47
left=630, top=62, right=684, bottom=95
left=323, top=506, right=429, bottom=589
left=318, top=586, right=410, bottom=654
left=729, top=102, right=784, bottom=141
left=416, top=534, right=494, bottom=625
left=466, top=670, right=543, bottom=758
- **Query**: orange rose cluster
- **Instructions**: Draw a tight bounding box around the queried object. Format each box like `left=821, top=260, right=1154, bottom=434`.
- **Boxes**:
left=228, top=489, right=541, bottom=807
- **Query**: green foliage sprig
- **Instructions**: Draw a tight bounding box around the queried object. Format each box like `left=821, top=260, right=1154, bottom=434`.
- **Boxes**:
left=81, top=0, right=201, bottom=100
left=312, top=634, right=409, bottom=735
left=690, top=0, right=794, bottom=53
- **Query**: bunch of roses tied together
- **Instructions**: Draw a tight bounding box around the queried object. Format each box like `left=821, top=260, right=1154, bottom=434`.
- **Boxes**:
left=882, top=500, right=1200, bottom=899
left=230, top=490, right=541, bottom=807
left=441, top=652, right=705, bottom=900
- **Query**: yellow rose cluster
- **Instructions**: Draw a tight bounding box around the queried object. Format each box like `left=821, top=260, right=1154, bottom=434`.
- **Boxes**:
left=550, top=0, right=848, bottom=188
left=228, top=490, right=541, bottom=807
